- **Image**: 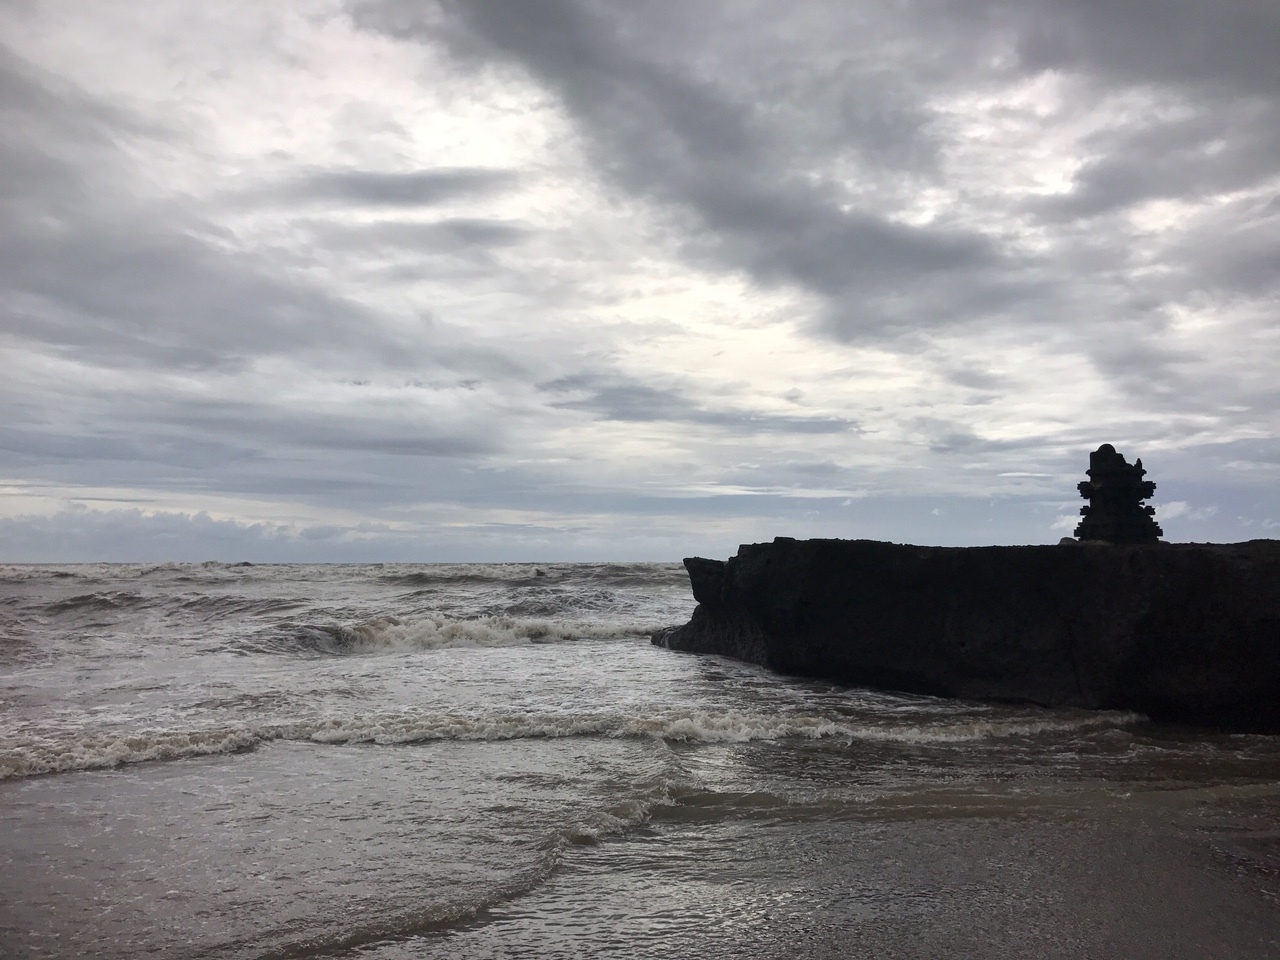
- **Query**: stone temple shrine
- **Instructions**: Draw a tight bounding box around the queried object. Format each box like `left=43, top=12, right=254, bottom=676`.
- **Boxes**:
left=1074, top=444, right=1163, bottom=543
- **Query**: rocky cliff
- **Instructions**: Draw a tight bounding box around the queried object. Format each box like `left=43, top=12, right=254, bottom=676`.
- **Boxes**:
left=653, top=538, right=1280, bottom=731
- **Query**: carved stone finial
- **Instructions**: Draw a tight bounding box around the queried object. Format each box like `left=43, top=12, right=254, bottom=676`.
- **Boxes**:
left=1074, top=444, right=1163, bottom=543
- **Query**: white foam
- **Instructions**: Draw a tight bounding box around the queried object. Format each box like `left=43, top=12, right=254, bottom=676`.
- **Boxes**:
left=621, top=709, right=851, bottom=742
left=845, top=711, right=1145, bottom=744
left=0, top=728, right=260, bottom=779
left=300, top=705, right=1141, bottom=747
left=0, top=707, right=1142, bottom=780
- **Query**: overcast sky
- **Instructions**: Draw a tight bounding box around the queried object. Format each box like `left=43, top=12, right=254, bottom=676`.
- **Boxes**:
left=2, top=0, right=1278, bottom=562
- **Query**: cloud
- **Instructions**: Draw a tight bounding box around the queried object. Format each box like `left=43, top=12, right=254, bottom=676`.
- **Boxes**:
left=268, top=167, right=521, bottom=208
left=0, top=48, right=409, bottom=372
left=353, top=0, right=1031, bottom=339
left=346, top=0, right=1280, bottom=429
left=1051, top=514, right=1078, bottom=533
left=1157, top=500, right=1219, bottom=522
left=1005, top=0, right=1280, bottom=94
left=0, top=506, right=305, bottom=563
left=1, top=1, right=1278, bottom=558
left=540, top=372, right=857, bottom=434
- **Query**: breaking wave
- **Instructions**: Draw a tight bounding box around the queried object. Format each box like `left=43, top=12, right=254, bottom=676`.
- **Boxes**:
left=0, top=728, right=261, bottom=779
left=377, top=561, right=684, bottom=589
left=42, top=592, right=152, bottom=615
left=252, top=615, right=658, bottom=655
left=0, top=706, right=1142, bottom=780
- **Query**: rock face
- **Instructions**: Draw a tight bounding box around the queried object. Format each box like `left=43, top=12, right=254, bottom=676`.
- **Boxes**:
left=653, top=538, right=1280, bottom=731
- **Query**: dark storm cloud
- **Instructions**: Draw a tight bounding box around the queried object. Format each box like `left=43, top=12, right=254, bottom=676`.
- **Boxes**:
left=1028, top=98, right=1280, bottom=223
left=0, top=47, right=141, bottom=234
left=927, top=430, right=1025, bottom=456
left=982, top=0, right=1280, bottom=288
left=0, top=386, right=506, bottom=517
left=0, top=397, right=493, bottom=469
left=0, top=426, right=249, bottom=470
left=936, top=360, right=1012, bottom=393
left=1084, top=361, right=1183, bottom=417
left=1164, top=196, right=1280, bottom=298
left=1004, top=0, right=1280, bottom=93
left=0, top=48, right=376, bottom=369
left=0, top=45, right=528, bottom=375
left=8, top=371, right=502, bottom=460
left=5, top=0, right=1280, bottom=559
left=352, top=0, right=1280, bottom=349
left=896, top=414, right=1059, bottom=457
left=541, top=373, right=857, bottom=434
left=272, top=167, right=520, bottom=207
left=352, top=0, right=1025, bottom=338
left=170, top=398, right=496, bottom=458
left=0, top=43, right=167, bottom=165
left=0, top=35, right=526, bottom=523
left=2, top=212, right=395, bottom=370
left=312, top=217, right=530, bottom=252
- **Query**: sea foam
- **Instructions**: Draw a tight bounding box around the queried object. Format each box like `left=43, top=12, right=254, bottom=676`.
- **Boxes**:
left=0, top=705, right=1142, bottom=780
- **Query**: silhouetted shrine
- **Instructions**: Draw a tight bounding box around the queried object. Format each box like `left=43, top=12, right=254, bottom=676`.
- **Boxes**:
left=1075, top=444, right=1163, bottom=543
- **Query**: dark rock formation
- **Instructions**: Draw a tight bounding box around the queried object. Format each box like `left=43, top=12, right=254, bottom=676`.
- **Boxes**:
left=653, top=538, right=1280, bottom=731
left=1075, top=444, right=1163, bottom=543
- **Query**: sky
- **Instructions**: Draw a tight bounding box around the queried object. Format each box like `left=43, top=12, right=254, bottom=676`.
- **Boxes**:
left=2, top=0, right=1279, bottom=562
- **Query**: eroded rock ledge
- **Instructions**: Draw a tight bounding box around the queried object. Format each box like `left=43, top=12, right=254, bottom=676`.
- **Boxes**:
left=653, top=538, right=1280, bottom=731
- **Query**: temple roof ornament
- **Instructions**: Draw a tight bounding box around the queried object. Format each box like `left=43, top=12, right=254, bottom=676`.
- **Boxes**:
left=1075, top=444, right=1164, bottom=543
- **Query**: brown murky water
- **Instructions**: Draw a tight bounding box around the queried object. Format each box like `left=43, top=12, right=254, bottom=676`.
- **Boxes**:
left=2, top=562, right=1278, bottom=959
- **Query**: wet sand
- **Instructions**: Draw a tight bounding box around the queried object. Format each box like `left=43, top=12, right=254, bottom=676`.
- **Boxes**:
left=375, top=791, right=1280, bottom=959
left=3, top=769, right=1279, bottom=959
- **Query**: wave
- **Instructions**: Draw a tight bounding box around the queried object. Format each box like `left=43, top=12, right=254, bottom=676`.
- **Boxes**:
left=221, top=861, right=568, bottom=959
left=377, top=563, right=569, bottom=587
left=36, top=588, right=286, bottom=623
left=300, top=707, right=1141, bottom=747
left=376, top=561, right=684, bottom=589
left=575, top=562, right=689, bottom=586
left=0, top=706, right=1143, bottom=780
left=0, top=728, right=260, bottom=779
left=253, top=615, right=659, bottom=655
left=0, top=566, right=82, bottom=582
left=497, top=587, right=643, bottom=617
left=179, top=594, right=306, bottom=618
left=42, top=591, right=152, bottom=615
left=212, top=787, right=688, bottom=959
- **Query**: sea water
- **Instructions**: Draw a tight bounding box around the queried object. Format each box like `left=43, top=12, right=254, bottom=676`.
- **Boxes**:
left=2, top=562, right=1278, bottom=959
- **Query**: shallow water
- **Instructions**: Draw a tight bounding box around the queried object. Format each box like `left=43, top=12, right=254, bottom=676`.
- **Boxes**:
left=2, top=562, right=1278, bottom=958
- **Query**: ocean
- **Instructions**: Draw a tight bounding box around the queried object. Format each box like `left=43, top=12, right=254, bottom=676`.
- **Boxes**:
left=2, top=561, right=1278, bottom=959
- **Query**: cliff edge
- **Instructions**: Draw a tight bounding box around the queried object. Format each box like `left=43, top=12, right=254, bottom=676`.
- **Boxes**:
left=653, top=538, right=1280, bottom=731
